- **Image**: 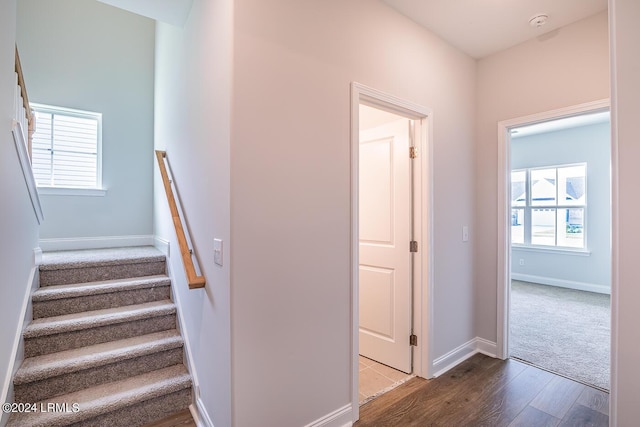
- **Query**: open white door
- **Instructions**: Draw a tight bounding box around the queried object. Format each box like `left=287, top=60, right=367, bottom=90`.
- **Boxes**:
left=359, top=117, right=413, bottom=374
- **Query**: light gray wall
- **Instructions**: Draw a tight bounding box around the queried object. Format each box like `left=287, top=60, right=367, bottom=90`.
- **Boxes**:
left=0, top=0, right=40, bottom=419
left=154, top=0, right=232, bottom=425
left=158, top=0, right=477, bottom=424
left=511, top=122, right=611, bottom=292
left=475, top=12, right=610, bottom=342
left=16, top=0, right=155, bottom=240
left=231, top=0, right=476, bottom=424
left=610, top=0, right=640, bottom=423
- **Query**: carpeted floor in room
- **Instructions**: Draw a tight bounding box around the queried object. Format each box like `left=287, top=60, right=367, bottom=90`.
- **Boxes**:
left=510, top=280, right=610, bottom=391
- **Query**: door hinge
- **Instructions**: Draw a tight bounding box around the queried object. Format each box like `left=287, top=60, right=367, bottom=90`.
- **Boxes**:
left=409, top=146, right=418, bottom=159
left=410, top=334, right=418, bottom=346
left=410, top=240, right=418, bottom=253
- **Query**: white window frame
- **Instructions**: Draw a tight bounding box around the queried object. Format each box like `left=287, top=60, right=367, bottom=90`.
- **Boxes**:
left=511, top=162, right=588, bottom=252
left=31, top=103, right=105, bottom=196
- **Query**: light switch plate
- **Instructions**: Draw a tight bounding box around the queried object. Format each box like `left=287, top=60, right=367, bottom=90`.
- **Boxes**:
left=214, top=238, right=223, bottom=266
left=462, top=226, right=469, bottom=242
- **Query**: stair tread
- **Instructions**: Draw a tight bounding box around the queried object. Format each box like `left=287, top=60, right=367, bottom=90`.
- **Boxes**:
left=32, top=275, right=171, bottom=302
left=40, top=246, right=164, bottom=271
left=24, top=300, right=176, bottom=338
left=7, top=364, right=191, bottom=427
left=14, top=330, right=183, bottom=385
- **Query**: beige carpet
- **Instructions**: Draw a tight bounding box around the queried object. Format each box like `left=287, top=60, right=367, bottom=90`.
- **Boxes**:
left=8, top=246, right=192, bottom=427
left=510, top=280, right=610, bottom=391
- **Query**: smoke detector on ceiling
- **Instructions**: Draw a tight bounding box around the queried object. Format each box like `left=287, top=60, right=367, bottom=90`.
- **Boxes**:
left=529, top=14, right=549, bottom=28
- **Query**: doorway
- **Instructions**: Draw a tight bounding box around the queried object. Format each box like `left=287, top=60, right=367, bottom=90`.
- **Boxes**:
left=358, top=104, right=414, bottom=403
left=497, top=100, right=611, bottom=390
left=350, top=83, right=434, bottom=417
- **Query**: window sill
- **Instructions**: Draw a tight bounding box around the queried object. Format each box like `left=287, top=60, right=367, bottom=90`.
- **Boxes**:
left=38, top=187, right=107, bottom=197
left=511, top=245, right=591, bottom=256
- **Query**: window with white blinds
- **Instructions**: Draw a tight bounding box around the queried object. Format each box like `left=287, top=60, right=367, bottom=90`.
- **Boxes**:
left=31, top=104, right=102, bottom=189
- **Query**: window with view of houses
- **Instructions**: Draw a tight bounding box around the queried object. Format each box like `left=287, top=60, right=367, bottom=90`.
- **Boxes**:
left=511, top=164, right=586, bottom=249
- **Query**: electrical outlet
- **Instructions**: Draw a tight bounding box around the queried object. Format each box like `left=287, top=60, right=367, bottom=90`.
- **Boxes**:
left=519, top=259, right=525, bottom=266
left=214, top=238, right=223, bottom=266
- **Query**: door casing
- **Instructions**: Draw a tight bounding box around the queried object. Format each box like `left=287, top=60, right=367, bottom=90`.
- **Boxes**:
left=350, top=82, right=434, bottom=421
left=496, top=98, right=610, bottom=359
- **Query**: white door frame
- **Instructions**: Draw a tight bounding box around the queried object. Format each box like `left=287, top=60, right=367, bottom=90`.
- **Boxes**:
left=350, top=82, right=434, bottom=420
left=496, top=98, right=610, bottom=360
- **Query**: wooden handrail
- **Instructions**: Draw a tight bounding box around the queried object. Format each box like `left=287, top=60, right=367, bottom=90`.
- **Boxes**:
left=15, top=45, right=35, bottom=158
left=155, top=150, right=206, bottom=289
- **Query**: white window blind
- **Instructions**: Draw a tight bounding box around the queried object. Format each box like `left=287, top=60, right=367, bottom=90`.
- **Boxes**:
left=31, top=104, right=102, bottom=189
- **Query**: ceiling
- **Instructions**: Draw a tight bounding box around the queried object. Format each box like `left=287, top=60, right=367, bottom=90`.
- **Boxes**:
left=380, top=0, right=608, bottom=58
left=95, top=0, right=193, bottom=26
left=511, top=111, right=610, bottom=138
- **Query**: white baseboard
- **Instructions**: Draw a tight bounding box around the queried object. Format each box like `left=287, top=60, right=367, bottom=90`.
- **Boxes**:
left=475, top=337, right=498, bottom=358
left=191, top=398, right=215, bottom=427
left=159, top=239, right=214, bottom=427
left=303, top=404, right=352, bottom=427
left=154, top=237, right=170, bottom=257
left=511, top=273, right=610, bottom=295
left=432, top=337, right=498, bottom=378
left=1, top=248, right=40, bottom=426
left=39, top=235, right=155, bottom=251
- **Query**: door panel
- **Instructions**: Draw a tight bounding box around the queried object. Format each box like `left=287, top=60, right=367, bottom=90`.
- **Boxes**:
left=359, top=266, right=395, bottom=339
left=359, top=117, right=412, bottom=374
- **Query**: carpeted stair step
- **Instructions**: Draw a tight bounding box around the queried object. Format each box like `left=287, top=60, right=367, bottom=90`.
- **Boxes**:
left=14, top=330, right=185, bottom=403
left=6, top=364, right=192, bottom=427
left=39, top=247, right=166, bottom=286
left=32, top=275, right=171, bottom=318
left=23, top=301, right=177, bottom=357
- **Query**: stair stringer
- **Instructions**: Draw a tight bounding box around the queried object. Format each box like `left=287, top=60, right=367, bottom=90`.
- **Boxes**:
left=0, top=247, right=41, bottom=427
left=155, top=237, right=214, bottom=427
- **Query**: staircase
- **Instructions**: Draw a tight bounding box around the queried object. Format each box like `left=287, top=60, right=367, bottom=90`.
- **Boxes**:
left=7, top=247, right=192, bottom=427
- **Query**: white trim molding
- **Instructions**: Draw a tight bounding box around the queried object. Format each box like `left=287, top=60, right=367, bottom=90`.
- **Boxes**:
left=192, top=398, right=214, bottom=427
left=39, top=235, right=155, bottom=251
left=1, top=248, right=41, bottom=426
left=158, top=239, right=214, bottom=427
left=496, top=99, right=610, bottom=360
left=12, top=121, right=44, bottom=224
left=432, top=338, right=498, bottom=378
left=350, top=82, right=435, bottom=423
left=511, top=273, right=610, bottom=295
left=37, top=187, right=107, bottom=197
left=303, top=404, right=353, bottom=427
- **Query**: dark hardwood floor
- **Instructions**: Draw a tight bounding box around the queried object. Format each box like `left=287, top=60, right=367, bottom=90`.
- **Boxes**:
left=143, top=409, right=196, bottom=427
left=355, top=353, right=609, bottom=427
left=144, top=354, right=608, bottom=427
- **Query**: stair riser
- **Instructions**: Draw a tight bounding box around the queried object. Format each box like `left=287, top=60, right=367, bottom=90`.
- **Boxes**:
left=33, top=287, right=171, bottom=318
left=24, top=315, right=176, bottom=357
left=69, top=388, right=192, bottom=427
left=14, top=347, right=184, bottom=403
left=40, top=261, right=166, bottom=286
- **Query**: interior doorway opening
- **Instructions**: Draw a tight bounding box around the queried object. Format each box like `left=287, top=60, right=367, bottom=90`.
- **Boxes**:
left=497, top=101, right=611, bottom=391
left=350, top=83, right=434, bottom=420
left=358, top=104, right=414, bottom=403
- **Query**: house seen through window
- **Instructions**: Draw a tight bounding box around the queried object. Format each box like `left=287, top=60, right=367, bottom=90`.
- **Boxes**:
left=511, top=164, right=586, bottom=249
left=31, top=104, right=102, bottom=190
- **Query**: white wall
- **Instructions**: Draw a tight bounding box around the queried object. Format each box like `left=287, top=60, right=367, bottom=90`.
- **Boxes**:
left=153, top=0, right=232, bottom=426
left=511, top=122, right=611, bottom=292
left=610, top=0, right=640, bottom=424
left=0, top=0, right=40, bottom=421
left=16, top=0, right=155, bottom=240
left=231, top=0, right=476, bottom=425
left=475, top=12, right=610, bottom=341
